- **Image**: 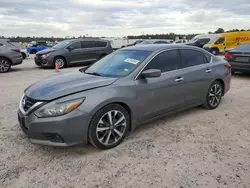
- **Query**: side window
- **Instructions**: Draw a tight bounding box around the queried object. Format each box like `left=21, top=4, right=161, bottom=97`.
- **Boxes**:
left=81, top=41, right=95, bottom=48
left=180, top=49, right=206, bottom=68
left=215, top=37, right=225, bottom=44
left=69, top=41, right=81, bottom=49
left=94, top=41, right=107, bottom=47
left=199, top=38, right=210, bottom=45
left=144, top=50, right=180, bottom=73
left=204, top=53, right=212, bottom=63
left=0, top=43, right=3, bottom=47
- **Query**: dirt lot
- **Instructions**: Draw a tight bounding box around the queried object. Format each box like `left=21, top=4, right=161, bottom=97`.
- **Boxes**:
left=0, top=55, right=250, bottom=188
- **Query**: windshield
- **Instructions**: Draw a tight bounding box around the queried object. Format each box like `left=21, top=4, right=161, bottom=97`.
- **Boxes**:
left=85, top=50, right=152, bottom=77
left=235, top=44, right=250, bottom=50
left=53, top=40, right=71, bottom=49
left=189, top=37, right=199, bottom=43
left=140, top=40, right=153, bottom=44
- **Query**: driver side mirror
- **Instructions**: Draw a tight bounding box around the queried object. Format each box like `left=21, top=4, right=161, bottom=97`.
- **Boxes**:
left=67, top=46, right=74, bottom=51
left=141, top=69, right=161, bottom=78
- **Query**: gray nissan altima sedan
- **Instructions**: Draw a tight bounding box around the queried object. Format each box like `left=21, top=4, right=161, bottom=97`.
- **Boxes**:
left=18, top=44, right=231, bottom=149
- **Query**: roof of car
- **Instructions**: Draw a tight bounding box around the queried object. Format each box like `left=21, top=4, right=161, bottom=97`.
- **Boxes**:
left=0, top=39, right=9, bottom=42
left=121, top=44, right=196, bottom=52
left=69, top=38, right=109, bottom=42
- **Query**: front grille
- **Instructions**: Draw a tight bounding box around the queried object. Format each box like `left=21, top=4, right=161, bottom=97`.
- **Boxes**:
left=23, top=96, right=37, bottom=112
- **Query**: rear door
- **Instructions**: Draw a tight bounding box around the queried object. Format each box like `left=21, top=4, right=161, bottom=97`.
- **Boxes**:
left=179, top=49, right=214, bottom=105
left=81, top=41, right=99, bottom=63
left=135, top=50, right=185, bottom=121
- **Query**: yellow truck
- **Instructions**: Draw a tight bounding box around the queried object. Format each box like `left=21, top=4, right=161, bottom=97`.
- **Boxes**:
left=203, top=31, right=250, bottom=55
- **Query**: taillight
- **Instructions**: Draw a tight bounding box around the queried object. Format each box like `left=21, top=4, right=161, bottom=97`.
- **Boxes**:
left=224, top=63, right=231, bottom=71
left=224, top=53, right=232, bottom=60
left=12, top=49, right=21, bottom=53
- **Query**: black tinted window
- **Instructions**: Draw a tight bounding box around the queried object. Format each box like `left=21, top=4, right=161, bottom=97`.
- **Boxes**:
left=69, top=41, right=81, bottom=49
left=81, top=41, right=95, bottom=48
left=145, top=50, right=179, bottom=72
left=180, top=49, right=206, bottom=68
left=199, top=38, right=210, bottom=45
left=215, top=37, right=225, bottom=44
left=0, top=43, right=3, bottom=46
left=94, top=41, right=107, bottom=47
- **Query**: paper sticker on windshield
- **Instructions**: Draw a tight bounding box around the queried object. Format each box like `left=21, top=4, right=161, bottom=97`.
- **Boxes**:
left=124, top=58, right=140, bottom=64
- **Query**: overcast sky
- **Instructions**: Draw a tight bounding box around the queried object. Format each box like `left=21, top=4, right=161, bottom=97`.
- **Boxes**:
left=1, top=0, right=250, bottom=37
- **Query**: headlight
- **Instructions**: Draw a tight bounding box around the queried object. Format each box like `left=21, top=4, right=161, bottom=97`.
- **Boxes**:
left=41, top=53, right=50, bottom=58
left=35, top=97, right=85, bottom=118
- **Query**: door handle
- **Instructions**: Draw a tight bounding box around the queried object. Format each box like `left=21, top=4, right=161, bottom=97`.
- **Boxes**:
left=206, top=69, right=212, bottom=73
left=175, top=77, right=184, bottom=82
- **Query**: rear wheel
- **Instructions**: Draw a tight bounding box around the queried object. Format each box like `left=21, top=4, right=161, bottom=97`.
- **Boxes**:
left=88, top=104, right=130, bottom=149
left=203, top=81, right=223, bottom=109
left=0, top=58, right=11, bottom=73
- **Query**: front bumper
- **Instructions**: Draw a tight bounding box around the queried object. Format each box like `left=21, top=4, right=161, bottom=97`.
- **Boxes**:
left=18, top=107, right=92, bottom=147
left=34, top=55, right=54, bottom=68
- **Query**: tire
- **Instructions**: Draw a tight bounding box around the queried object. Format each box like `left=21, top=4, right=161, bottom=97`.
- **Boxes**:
left=202, top=81, right=223, bottom=109
left=21, top=53, right=26, bottom=59
left=210, top=48, right=219, bottom=55
left=54, top=57, right=66, bottom=69
left=0, top=58, right=11, bottom=73
left=88, top=104, right=130, bottom=149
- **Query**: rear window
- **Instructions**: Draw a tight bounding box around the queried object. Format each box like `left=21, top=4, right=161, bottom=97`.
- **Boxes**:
left=7, top=41, right=18, bottom=48
left=94, top=41, right=107, bottom=47
left=235, top=44, right=250, bottom=50
left=204, top=53, right=212, bottom=62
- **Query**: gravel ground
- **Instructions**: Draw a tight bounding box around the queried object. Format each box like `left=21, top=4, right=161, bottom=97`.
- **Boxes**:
left=0, top=55, right=250, bottom=188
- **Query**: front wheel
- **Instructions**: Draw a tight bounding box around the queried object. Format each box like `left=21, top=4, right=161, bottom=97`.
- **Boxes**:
left=54, top=57, right=66, bottom=69
left=203, top=81, right=223, bottom=109
left=88, top=104, right=130, bottom=149
left=0, top=58, right=11, bottom=73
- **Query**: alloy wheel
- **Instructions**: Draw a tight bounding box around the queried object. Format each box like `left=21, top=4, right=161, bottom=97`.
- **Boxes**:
left=55, top=58, right=65, bottom=68
left=96, top=110, right=127, bottom=146
left=0, top=59, right=10, bottom=73
left=209, top=84, right=222, bottom=107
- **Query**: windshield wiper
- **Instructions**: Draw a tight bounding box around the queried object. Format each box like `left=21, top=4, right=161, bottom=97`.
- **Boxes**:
left=85, top=71, right=101, bottom=76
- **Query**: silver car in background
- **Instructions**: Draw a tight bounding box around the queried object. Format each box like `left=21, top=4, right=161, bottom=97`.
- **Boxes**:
left=0, top=39, right=23, bottom=73
left=18, top=44, right=231, bottom=149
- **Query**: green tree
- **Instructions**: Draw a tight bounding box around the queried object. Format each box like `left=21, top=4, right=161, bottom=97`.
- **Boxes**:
left=214, top=28, right=225, bottom=33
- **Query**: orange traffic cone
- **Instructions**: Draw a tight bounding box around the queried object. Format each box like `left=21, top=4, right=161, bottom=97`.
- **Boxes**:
left=55, top=63, right=60, bottom=72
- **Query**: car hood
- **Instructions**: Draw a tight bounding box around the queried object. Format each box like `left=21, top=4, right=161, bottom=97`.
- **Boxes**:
left=25, top=71, right=117, bottom=101
left=36, top=48, right=56, bottom=55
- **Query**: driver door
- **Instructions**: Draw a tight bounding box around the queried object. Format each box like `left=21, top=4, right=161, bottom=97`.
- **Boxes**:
left=135, top=50, right=185, bottom=122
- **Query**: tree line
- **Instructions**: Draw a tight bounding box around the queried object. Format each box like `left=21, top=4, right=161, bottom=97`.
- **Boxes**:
left=1, top=28, right=250, bottom=42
